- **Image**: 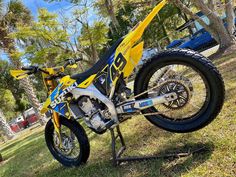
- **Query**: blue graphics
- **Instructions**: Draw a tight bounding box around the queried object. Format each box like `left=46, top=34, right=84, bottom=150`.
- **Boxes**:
left=49, top=83, right=69, bottom=117
left=139, top=100, right=153, bottom=108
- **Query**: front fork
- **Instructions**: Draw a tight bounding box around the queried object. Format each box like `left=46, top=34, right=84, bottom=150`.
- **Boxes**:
left=52, top=111, right=63, bottom=147
left=46, top=79, right=63, bottom=147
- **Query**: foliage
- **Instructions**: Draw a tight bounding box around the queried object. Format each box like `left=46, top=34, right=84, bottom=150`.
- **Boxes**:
left=74, top=7, right=110, bottom=63
left=10, top=9, right=72, bottom=65
left=102, top=1, right=185, bottom=49
left=0, top=60, right=29, bottom=120
left=11, top=6, right=110, bottom=68
left=45, top=0, right=81, bottom=3
left=79, top=21, right=109, bottom=50
left=0, top=89, right=16, bottom=119
left=0, top=0, right=32, bottom=50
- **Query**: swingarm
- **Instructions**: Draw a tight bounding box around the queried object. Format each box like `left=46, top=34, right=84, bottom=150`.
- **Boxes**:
left=116, top=92, right=177, bottom=114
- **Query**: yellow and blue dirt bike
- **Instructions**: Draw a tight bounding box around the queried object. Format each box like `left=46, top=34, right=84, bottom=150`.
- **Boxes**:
left=11, top=0, right=224, bottom=167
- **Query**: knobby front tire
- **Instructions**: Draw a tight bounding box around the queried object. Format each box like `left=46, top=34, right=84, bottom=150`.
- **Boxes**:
left=45, top=117, right=90, bottom=167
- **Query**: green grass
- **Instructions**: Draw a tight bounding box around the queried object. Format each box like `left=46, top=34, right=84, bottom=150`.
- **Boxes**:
left=1, top=56, right=236, bottom=177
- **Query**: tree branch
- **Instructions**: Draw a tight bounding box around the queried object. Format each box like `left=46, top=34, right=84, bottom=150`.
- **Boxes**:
left=171, top=0, right=215, bottom=37
left=208, top=0, right=215, bottom=11
left=225, top=0, right=236, bottom=36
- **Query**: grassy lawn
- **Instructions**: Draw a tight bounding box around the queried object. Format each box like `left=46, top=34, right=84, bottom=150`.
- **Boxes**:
left=1, top=55, right=236, bottom=177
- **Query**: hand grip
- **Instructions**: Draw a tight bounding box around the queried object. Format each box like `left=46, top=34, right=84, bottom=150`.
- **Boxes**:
left=64, top=58, right=82, bottom=68
left=21, top=66, right=37, bottom=71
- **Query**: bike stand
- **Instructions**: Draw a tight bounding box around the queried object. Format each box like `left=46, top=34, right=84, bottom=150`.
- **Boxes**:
left=110, top=126, right=207, bottom=166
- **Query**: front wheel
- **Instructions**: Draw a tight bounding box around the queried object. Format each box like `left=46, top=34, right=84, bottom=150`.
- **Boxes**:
left=45, top=117, right=90, bottom=167
left=134, top=49, right=225, bottom=133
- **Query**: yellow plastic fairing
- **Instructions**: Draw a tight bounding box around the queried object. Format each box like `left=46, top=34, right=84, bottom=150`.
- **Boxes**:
left=113, top=0, right=168, bottom=82
left=41, top=98, right=51, bottom=114
left=124, top=41, right=144, bottom=77
left=44, top=67, right=64, bottom=75
left=78, top=74, right=97, bottom=88
left=10, top=70, right=29, bottom=80
left=60, top=75, right=76, bottom=87
left=67, top=64, right=78, bottom=69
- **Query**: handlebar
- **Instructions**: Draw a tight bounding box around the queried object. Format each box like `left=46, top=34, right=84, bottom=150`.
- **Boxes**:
left=21, top=66, right=37, bottom=71
left=21, top=58, right=82, bottom=76
left=63, top=58, right=82, bottom=68
left=22, top=66, right=49, bottom=74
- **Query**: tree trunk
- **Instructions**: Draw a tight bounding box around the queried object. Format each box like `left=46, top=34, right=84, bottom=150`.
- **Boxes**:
left=172, top=0, right=236, bottom=52
left=7, top=49, right=45, bottom=125
left=225, top=0, right=236, bottom=37
left=19, top=77, right=46, bottom=125
left=86, top=25, right=99, bottom=64
left=104, top=0, right=120, bottom=31
left=1, top=28, right=46, bottom=125
left=157, top=14, right=171, bottom=44
left=193, top=0, right=235, bottom=49
left=177, top=8, right=194, bottom=35
left=0, top=110, right=14, bottom=140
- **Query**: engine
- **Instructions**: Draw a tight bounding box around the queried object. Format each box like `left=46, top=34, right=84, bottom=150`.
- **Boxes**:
left=78, top=97, right=110, bottom=133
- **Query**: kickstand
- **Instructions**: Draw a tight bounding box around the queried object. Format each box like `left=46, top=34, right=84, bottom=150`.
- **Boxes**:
left=110, top=126, right=206, bottom=166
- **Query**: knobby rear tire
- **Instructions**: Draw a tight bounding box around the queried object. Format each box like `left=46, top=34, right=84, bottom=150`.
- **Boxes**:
left=134, top=48, right=225, bottom=133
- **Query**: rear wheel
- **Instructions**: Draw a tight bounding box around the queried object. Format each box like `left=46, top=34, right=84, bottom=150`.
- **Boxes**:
left=45, top=117, right=90, bottom=167
left=134, top=49, right=225, bottom=133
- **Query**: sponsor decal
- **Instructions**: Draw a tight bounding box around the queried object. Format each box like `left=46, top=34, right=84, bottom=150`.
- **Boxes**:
left=139, top=100, right=153, bottom=108
left=123, top=103, right=136, bottom=113
left=51, top=82, right=78, bottom=108
left=110, top=53, right=127, bottom=81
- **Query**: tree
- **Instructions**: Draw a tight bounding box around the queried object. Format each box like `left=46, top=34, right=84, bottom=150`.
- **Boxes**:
left=102, top=0, right=182, bottom=49
left=95, top=0, right=120, bottom=32
left=0, top=89, right=15, bottom=140
left=0, top=109, right=14, bottom=140
left=74, top=8, right=110, bottom=64
left=171, top=0, right=236, bottom=54
left=11, top=9, right=73, bottom=66
left=0, top=60, right=30, bottom=119
left=12, top=6, right=109, bottom=68
left=0, top=0, right=45, bottom=124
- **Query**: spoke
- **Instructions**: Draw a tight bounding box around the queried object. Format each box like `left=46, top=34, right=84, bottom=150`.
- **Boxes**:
left=189, top=101, right=201, bottom=109
left=177, top=100, right=181, bottom=106
left=190, top=76, right=202, bottom=83
left=192, top=93, right=206, bottom=98
left=120, top=63, right=209, bottom=121
left=179, top=95, right=187, bottom=100
left=176, top=65, right=188, bottom=76
left=173, top=83, right=177, bottom=90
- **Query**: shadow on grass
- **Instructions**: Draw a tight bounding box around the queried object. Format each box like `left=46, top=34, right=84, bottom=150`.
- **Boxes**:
left=158, top=141, right=214, bottom=176
left=1, top=116, right=215, bottom=177
left=39, top=141, right=214, bottom=177
left=1, top=121, right=215, bottom=177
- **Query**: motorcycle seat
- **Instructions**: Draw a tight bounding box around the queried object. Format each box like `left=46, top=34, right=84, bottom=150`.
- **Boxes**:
left=71, top=37, right=124, bottom=80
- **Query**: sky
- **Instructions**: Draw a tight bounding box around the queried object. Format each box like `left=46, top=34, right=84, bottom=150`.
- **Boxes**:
left=23, top=0, right=72, bottom=17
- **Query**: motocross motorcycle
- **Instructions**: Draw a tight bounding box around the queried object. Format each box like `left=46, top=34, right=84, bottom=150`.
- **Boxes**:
left=11, top=0, right=225, bottom=167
